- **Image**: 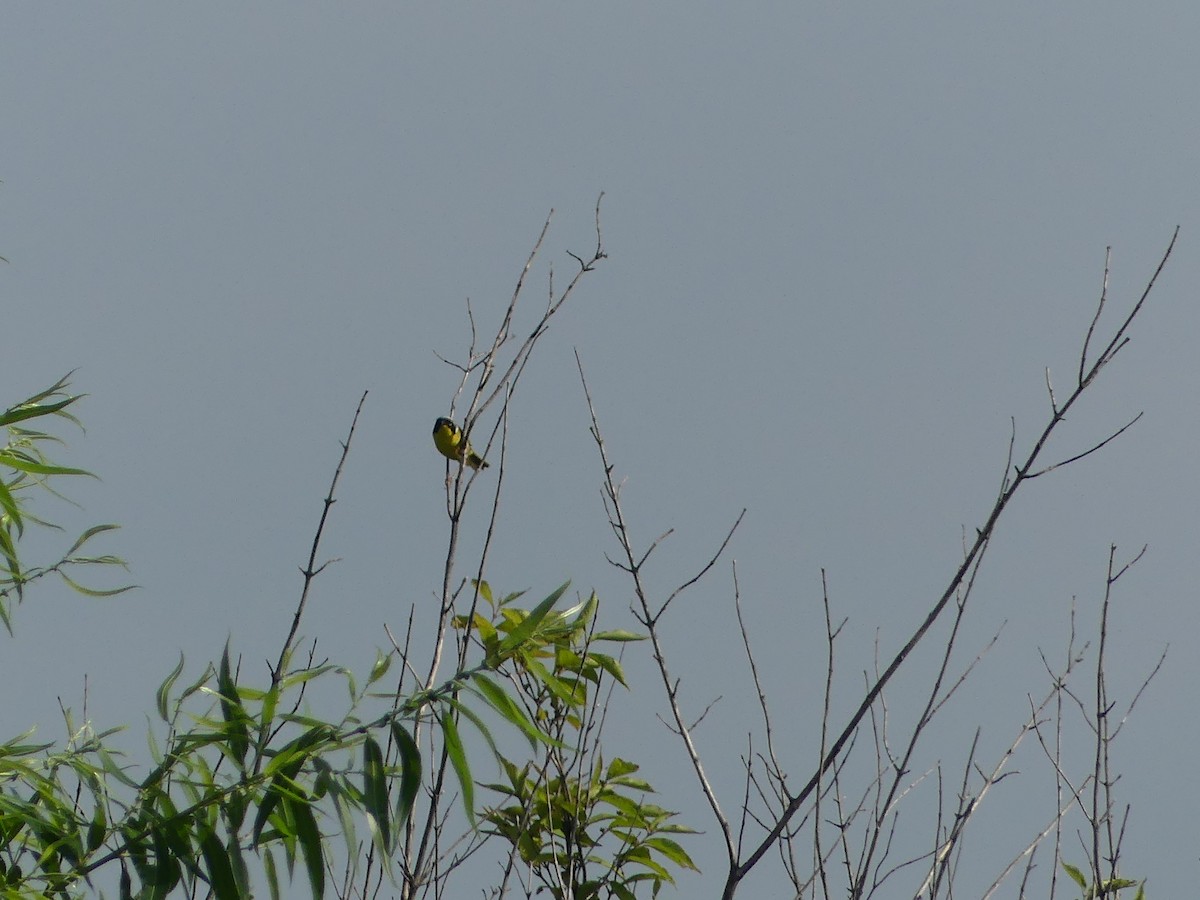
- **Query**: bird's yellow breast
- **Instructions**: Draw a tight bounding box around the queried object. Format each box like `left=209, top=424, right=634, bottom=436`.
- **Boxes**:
left=433, top=420, right=462, bottom=459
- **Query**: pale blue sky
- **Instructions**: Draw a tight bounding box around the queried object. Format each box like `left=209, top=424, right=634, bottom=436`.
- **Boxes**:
left=3, top=4, right=1197, bottom=896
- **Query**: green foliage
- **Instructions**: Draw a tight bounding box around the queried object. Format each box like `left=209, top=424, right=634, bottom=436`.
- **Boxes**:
left=0, top=629, right=516, bottom=897
left=1062, top=861, right=1145, bottom=899
left=465, top=581, right=697, bottom=899
left=484, top=755, right=698, bottom=900
left=0, top=519, right=666, bottom=898
left=0, top=378, right=703, bottom=898
left=0, top=374, right=132, bottom=628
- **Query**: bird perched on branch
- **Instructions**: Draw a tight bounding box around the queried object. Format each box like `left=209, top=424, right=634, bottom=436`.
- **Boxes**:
left=432, top=417, right=489, bottom=469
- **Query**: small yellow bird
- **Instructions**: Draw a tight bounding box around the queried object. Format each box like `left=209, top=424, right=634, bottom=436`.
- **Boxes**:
left=432, top=417, right=489, bottom=469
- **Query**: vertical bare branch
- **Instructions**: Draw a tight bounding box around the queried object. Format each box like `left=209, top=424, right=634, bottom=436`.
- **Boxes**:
left=577, top=348, right=743, bottom=866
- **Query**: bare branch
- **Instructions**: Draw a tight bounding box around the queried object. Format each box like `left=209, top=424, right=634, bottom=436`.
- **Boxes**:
left=269, top=390, right=367, bottom=691
left=1027, top=411, right=1144, bottom=479
left=1079, top=246, right=1112, bottom=385
left=656, top=510, right=745, bottom=624
left=576, top=348, right=736, bottom=862
left=717, top=234, right=1177, bottom=898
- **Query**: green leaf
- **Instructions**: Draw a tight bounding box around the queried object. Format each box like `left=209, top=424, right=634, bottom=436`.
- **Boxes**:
left=289, top=797, right=325, bottom=900
left=473, top=579, right=493, bottom=604
left=263, top=847, right=281, bottom=900
left=260, top=685, right=279, bottom=736
left=217, top=642, right=249, bottom=767
left=198, top=827, right=239, bottom=900
left=64, top=523, right=122, bottom=557
left=447, top=698, right=501, bottom=762
left=497, top=581, right=570, bottom=655
left=228, top=820, right=251, bottom=896
left=156, top=654, right=186, bottom=722
left=254, top=726, right=334, bottom=845
left=522, top=657, right=581, bottom=707
left=471, top=674, right=561, bottom=749
left=1061, top=862, right=1088, bottom=889
left=0, top=396, right=76, bottom=428
left=0, top=480, right=22, bottom=534
left=392, top=723, right=422, bottom=825
left=591, top=629, right=645, bottom=642
left=148, top=819, right=182, bottom=898
left=86, top=802, right=107, bottom=853
left=279, top=666, right=338, bottom=691
left=645, top=837, right=698, bottom=871
left=606, top=758, right=639, bottom=779
left=440, top=710, right=475, bottom=827
left=499, top=587, right=529, bottom=607
left=588, top=652, right=630, bottom=688
left=56, top=571, right=136, bottom=598
left=0, top=450, right=91, bottom=477
left=575, top=591, right=599, bottom=631
left=254, top=776, right=300, bottom=848
left=362, top=736, right=390, bottom=850
left=367, top=649, right=392, bottom=685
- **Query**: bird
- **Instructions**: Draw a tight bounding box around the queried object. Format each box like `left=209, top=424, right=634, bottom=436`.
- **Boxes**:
left=432, top=417, right=489, bottom=469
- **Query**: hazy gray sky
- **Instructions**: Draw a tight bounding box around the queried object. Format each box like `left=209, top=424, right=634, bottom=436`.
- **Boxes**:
left=4, top=4, right=1197, bottom=896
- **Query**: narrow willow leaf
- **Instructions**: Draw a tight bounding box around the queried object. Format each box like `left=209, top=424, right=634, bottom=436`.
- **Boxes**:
left=392, top=723, right=421, bottom=825
left=472, top=579, right=493, bottom=604
left=64, top=523, right=121, bottom=557
left=225, top=789, right=248, bottom=832
left=155, top=654, right=186, bottom=722
left=227, top=828, right=250, bottom=898
left=588, top=651, right=629, bottom=687
left=86, top=803, right=107, bottom=853
left=321, top=771, right=357, bottom=867
left=252, top=781, right=289, bottom=848
left=260, top=685, right=278, bottom=735
left=590, top=629, right=645, bottom=642
left=521, top=658, right=579, bottom=707
left=262, top=725, right=333, bottom=778
left=470, top=675, right=561, bottom=749
left=218, top=642, right=249, bottom=766
left=0, top=451, right=91, bottom=477
left=440, top=711, right=475, bottom=827
left=367, top=649, right=391, bottom=685
left=606, top=758, right=639, bottom=779
left=551, top=596, right=587, bottom=624
left=149, top=824, right=181, bottom=899
left=644, top=837, right=698, bottom=870
left=198, top=827, right=239, bottom=900
left=0, top=480, right=22, bottom=533
left=448, top=698, right=501, bottom=762
left=1061, top=862, right=1087, bottom=889
left=497, top=581, right=570, bottom=655
left=56, top=572, right=136, bottom=598
left=288, top=798, right=325, bottom=900
left=279, top=666, right=338, bottom=691
left=361, top=736, right=390, bottom=850
left=630, top=853, right=672, bottom=880
left=263, top=847, right=281, bottom=900
left=576, top=591, right=599, bottom=630
left=0, top=393, right=76, bottom=427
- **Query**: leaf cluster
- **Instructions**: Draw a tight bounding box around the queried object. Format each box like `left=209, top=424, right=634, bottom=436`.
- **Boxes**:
left=0, top=373, right=132, bottom=628
left=458, top=581, right=695, bottom=899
